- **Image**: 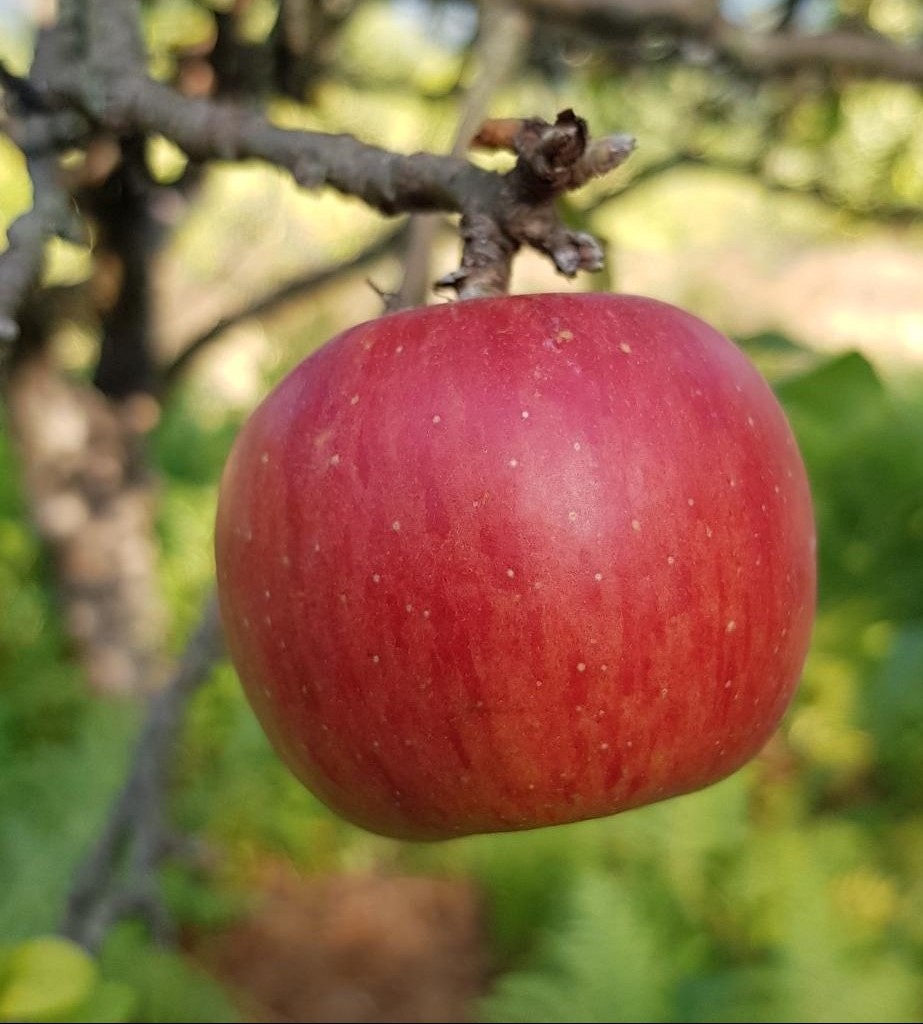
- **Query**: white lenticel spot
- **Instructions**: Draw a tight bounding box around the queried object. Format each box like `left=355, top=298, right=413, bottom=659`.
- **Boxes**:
left=264, top=589, right=271, bottom=599
left=577, top=663, right=586, bottom=673
left=725, top=679, right=733, bottom=689
left=392, top=520, right=401, bottom=532
left=521, top=410, right=529, bottom=419
left=372, top=654, right=380, bottom=663
left=372, top=573, right=381, bottom=583
left=405, top=603, right=413, bottom=612
left=509, top=458, right=519, bottom=468
left=667, top=555, right=676, bottom=565
left=350, top=394, right=359, bottom=405
left=506, top=568, right=515, bottom=578
left=600, top=742, right=610, bottom=751
left=594, top=572, right=603, bottom=581
left=747, top=416, right=755, bottom=427
left=687, top=498, right=695, bottom=506
left=601, top=664, right=608, bottom=672
left=619, top=342, right=632, bottom=353
left=396, top=345, right=404, bottom=354
left=432, top=414, right=441, bottom=424
left=260, top=452, right=269, bottom=464
left=568, top=510, right=578, bottom=522
left=314, top=542, right=321, bottom=552
left=726, top=620, right=737, bottom=633
left=573, top=441, right=581, bottom=451
left=423, top=609, right=431, bottom=619
left=329, top=454, right=340, bottom=466
left=631, top=519, right=641, bottom=532
left=661, top=687, right=669, bottom=698
left=281, top=555, right=291, bottom=567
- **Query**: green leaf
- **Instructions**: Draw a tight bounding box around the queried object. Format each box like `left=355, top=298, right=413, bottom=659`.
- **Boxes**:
left=775, top=350, right=884, bottom=425
left=99, top=924, right=239, bottom=1023
left=68, top=981, right=139, bottom=1023
left=861, top=624, right=923, bottom=807
left=480, top=872, right=675, bottom=1023
left=0, top=936, right=97, bottom=1023
left=0, top=702, right=136, bottom=940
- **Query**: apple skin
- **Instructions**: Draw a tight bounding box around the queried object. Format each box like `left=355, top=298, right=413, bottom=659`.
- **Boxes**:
left=215, top=293, right=816, bottom=840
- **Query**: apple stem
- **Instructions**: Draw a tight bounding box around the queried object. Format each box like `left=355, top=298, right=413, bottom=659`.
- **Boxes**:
left=438, top=111, right=636, bottom=299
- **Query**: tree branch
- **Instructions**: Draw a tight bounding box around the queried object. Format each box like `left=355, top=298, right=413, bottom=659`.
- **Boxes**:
left=28, top=0, right=631, bottom=301
left=61, top=593, right=225, bottom=952
left=162, top=225, right=408, bottom=387
left=516, top=0, right=923, bottom=83
left=0, top=28, right=83, bottom=348
left=0, top=153, right=67, bottom=345
left=718, top=21, right=923, bottom=83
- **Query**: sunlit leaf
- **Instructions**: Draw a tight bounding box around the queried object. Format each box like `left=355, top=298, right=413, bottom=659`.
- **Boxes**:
left=0, top=937, right=97, bottom=1023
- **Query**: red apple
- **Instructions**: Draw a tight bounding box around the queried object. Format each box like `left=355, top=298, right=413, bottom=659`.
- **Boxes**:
left=214, top=293, right=816, bottom=840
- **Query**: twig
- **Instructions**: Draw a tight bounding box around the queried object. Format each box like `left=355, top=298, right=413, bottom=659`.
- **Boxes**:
left=438, top=109, right=635, bottom=297
left=0, top=151, right=73, bottom=346
left=0, top=31, right=82, bottom=348
left=60, top=593, right=225, bottom=952
left=162, top=225, right=408, bottom=387
left=0, top=5, right=91, bottom=347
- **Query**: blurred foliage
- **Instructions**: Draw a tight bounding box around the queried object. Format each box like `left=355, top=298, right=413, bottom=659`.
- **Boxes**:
left=2, top=0, right=923, bottom=1021
left=0, top=935, right=139, bottom=1024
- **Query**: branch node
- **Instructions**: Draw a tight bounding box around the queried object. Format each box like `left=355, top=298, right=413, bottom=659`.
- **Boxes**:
left=516, top=108, right=589, bottom=187
left=549, top=229, right=606, bottom=277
